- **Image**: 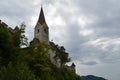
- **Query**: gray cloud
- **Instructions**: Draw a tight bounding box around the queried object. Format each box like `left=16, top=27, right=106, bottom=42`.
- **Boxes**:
left=80, top=60, right=98, bottom=66
left=81, top=61, right=97, bottom=66
left=77, top=0, right=120, bottom=38
left=0, top=0, right=120, bottom=80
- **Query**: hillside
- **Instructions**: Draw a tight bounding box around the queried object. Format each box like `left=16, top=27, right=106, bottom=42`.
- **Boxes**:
left=81, top=75, right=107, bottom=80
left=0, top=21, right=81, bottom=80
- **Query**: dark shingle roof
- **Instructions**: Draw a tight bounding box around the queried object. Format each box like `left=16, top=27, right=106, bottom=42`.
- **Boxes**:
left=38, top=7, right=46, bottom=25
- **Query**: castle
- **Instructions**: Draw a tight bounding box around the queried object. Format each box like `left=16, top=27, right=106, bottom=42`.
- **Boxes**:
left=0, top=6, right=76, bottom=72
left=30, top=6, right=76, bottom=72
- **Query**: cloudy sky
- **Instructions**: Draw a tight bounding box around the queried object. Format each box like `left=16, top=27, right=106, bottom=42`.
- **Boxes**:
left=0, top=0, right=120, bottom=80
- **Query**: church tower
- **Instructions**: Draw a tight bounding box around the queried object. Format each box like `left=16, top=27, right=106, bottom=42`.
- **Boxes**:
left=34, top=7, right=49, bottom=44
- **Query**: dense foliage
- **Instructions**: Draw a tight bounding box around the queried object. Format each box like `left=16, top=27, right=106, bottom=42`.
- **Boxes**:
left=0, top=23, right=81, bottom=80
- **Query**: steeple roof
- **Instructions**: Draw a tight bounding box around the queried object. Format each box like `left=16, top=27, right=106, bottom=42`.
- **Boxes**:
left=38, top=6, right=46, bottom=25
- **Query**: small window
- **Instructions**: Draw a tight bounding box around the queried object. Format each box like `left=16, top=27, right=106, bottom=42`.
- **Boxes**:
left=44, top=29, right=47, bottom=33
left=37, top=29, right=39, bottom=33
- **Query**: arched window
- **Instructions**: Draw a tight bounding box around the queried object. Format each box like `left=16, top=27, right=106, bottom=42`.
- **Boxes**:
left=44, top=29, right=47, bottom=33
left=37, top=29, right=39, bottom=33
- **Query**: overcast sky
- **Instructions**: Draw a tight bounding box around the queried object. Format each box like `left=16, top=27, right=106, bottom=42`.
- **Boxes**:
left=0, top=0, right=120, bottom=80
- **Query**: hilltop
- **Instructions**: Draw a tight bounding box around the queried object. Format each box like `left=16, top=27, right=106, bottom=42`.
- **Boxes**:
left=0, top=21, right=81, bottom=80
left=81, top=75, right=107, bottom=80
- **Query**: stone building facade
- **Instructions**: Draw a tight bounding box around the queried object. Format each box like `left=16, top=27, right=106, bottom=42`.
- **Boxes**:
left=34, top=7, right=49, bottom=45
left=30, top=7, right=76, bottom=71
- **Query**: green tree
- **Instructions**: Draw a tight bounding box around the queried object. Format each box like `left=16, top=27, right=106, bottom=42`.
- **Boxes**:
left=57, top=46, right=71, bottom=66
left=13, top=23, right=28, bottom=47
left=0, top=24, right=15, bottom=66
left=26, top=43, right=52, bottom=76
left=19, top=23, right=28, bottom=47
left=0, top=63, right=37, bottom=80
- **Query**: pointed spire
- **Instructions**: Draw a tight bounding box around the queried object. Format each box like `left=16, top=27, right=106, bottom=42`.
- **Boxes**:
left=38, top=5, right=46, bottom=25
